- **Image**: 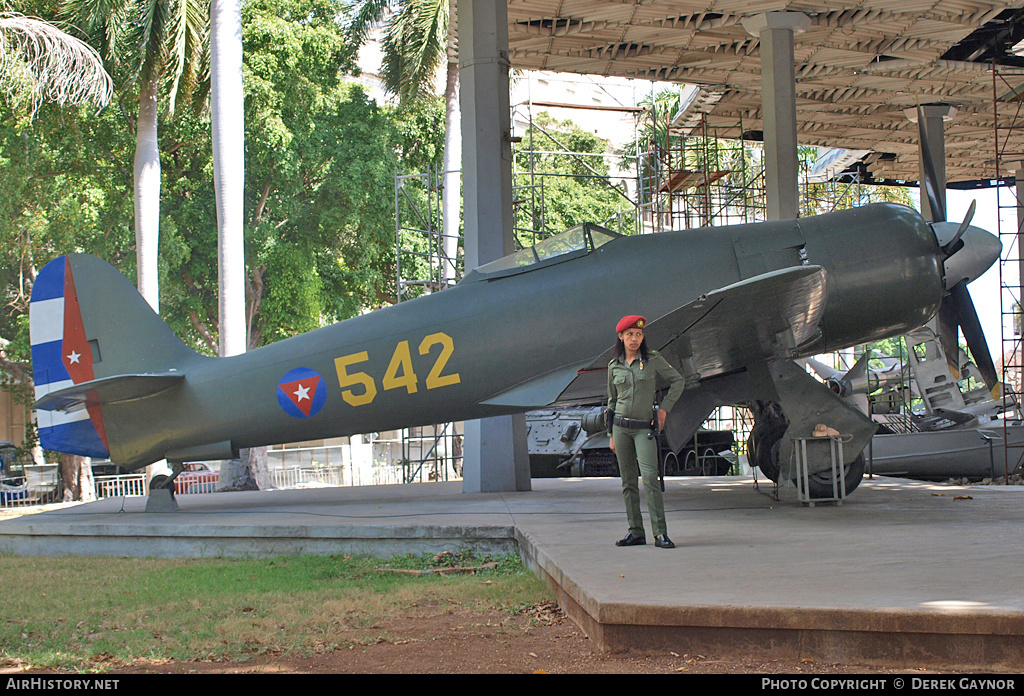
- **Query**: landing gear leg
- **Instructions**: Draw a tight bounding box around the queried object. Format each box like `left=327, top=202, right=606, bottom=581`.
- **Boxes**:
left=747, top=400, right=787, bottom=484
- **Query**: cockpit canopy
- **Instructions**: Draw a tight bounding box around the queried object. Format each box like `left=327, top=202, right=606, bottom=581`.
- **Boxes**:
left=461, top=222, right=620, bottom=282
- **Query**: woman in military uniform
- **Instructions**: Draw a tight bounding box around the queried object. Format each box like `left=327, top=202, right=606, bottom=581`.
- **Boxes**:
left=607, top=315, right=686, bottom=549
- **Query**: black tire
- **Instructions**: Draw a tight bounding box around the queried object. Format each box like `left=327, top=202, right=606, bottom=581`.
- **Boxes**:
left=683, top=448, right=696, bottom=474
left=753, top=427, right=865, bottom=498
left=748, top=422, right=787, bottom=482
left=700, top=448, right=718, bottom=476
left=804, top=452, right=866, bottom=498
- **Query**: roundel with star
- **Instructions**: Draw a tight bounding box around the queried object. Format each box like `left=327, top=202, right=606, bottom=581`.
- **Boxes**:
left=277, top=367, right=327, bottom=418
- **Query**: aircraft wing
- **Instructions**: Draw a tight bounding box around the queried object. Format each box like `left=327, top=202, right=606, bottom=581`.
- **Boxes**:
left=552, top=265, right=828, bottom=405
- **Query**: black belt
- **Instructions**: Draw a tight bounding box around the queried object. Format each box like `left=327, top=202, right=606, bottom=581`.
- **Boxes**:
left=613, top=415, right=653, bottom=429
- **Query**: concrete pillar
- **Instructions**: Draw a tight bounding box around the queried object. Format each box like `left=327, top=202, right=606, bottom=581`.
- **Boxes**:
left=742, top=11, right=810, bottom=221
left=458, top=0, right=531, bottom=493
left=904, top=104, right=956, bottom=222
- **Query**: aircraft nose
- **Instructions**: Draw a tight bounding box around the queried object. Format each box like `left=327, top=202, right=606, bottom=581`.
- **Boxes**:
left=940, top=224, right=1001, bottom=290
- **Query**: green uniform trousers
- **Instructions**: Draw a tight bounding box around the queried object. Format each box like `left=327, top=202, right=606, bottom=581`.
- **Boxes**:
left=612, top=424, right=666, bottom=538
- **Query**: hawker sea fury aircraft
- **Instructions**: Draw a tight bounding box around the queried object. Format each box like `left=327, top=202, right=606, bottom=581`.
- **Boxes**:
left=29, top=199, right=1000, bottom=499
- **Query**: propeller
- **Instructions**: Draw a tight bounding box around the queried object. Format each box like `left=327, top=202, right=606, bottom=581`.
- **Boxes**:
left=941, top=199, right=975, bottom=257
left=939, top=281, right=1001, bottom=392
left=916, top=105, right=1001, bottom=398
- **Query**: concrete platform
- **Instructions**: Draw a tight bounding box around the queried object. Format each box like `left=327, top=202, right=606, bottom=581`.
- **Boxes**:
left=1, top=475, right=1022, bottom=670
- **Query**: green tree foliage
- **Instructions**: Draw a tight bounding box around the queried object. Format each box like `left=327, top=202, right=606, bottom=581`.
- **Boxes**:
left=158, top=0, right=419, bottom=351
left=0, top=98, right=135, bottom=388
left=0, top=10, right=112, bottom=116
left=0, top=0, right=445, bottom=391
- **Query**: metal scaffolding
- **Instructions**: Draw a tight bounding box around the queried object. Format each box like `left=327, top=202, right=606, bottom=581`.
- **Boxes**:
left=392, top=167, right=464, bottom=479
left=991, top=65, right=1024, bottom=480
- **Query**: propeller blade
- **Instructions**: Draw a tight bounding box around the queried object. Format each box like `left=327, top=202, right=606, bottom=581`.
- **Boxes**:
left=942, top=199, right=976, bottom=257
left=948, top=282, right=1001, bottom=395
left=936, top=294, right=962, bottom=378
left=917, top=104, right=946, bottom=223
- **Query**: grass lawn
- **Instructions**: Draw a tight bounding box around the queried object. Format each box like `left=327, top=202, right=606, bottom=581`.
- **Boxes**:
left=0, top=550, right=553, bottom=672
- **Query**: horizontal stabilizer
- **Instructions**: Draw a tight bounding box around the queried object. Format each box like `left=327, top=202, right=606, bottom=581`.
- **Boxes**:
left=34, top=372, right=185, bottom=413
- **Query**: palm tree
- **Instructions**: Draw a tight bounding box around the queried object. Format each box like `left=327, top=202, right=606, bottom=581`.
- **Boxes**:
left=60, top=0, right=207, bottom=313
left=209, top=0, right=271, bottom=490
left=0, top=11, right=112, bottom=114
left=209, top=0, right=245, bottom=358
left=347, top=0, right=460, bottom=284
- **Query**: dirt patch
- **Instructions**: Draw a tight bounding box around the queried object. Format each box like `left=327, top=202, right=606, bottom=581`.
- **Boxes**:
left=28, top=603, right=978, bottom=675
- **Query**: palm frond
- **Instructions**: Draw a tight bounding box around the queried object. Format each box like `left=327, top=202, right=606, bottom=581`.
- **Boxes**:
left=380, top=0, right=447, bottom=106
left=165, top=0, right=209, bottom=116
left=0, top=12, right=113, bottom=114
left=345, top=0, right=394, bottom=47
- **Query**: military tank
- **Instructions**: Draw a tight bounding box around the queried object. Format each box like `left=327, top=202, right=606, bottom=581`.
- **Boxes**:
left=526, top=407, right=734, bottom=478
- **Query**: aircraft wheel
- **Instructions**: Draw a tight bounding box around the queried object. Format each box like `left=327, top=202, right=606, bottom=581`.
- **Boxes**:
left=804, top=452, right=866, bottom=499
left=747, top=422, right=787, bottom=483
left=759, top=435, right=865, bottom=497
left=150, top=474, right=175, bottom=496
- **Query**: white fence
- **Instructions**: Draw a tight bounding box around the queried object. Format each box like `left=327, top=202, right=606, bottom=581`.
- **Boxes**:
left=95, top=474, right=147, bottom=498
left=1, top=442, right=463, bottom=508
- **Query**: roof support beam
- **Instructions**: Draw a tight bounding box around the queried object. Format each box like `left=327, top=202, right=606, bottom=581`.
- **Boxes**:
left=743, top=11, right=810, bottom=221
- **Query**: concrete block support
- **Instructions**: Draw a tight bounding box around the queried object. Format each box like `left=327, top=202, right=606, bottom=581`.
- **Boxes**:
left=458, top=0, right=530, bottom=493
left=742, top=12, right=809, bottom=222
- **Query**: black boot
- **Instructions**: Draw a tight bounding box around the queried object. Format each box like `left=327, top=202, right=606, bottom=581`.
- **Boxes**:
left=615, top=532, right=646, bottom=547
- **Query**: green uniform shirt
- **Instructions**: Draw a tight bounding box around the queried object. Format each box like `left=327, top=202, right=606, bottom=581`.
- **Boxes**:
left=607, top=349, right=686, bottom=421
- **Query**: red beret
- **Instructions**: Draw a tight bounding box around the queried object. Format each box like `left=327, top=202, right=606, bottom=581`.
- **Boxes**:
left=616, top=315, right=646, bottom=333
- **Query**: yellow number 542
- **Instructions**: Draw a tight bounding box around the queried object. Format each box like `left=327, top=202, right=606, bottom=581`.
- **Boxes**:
left=334, top=332, right=461, bottom=407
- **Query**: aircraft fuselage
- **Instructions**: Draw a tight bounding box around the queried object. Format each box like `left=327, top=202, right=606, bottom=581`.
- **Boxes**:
left=95, top=203, right=945, bottom=469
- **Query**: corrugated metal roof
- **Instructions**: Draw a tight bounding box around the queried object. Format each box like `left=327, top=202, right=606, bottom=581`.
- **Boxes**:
left=503, top=1, right=1024, bottom=183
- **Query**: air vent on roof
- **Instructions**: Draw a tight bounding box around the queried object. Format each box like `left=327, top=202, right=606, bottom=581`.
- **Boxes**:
left=517, top=17, right=582, bottom=33
left=592, top=42, right=652, bottom=59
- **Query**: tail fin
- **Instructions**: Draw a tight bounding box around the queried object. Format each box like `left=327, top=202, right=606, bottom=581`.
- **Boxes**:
left=30, top=254, right=192, bottom=459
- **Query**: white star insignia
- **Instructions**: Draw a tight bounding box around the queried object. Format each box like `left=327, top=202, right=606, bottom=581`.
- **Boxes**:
left=67, top=350, right=81, bottom=364
left=293, top=383, right=310, bottom=402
